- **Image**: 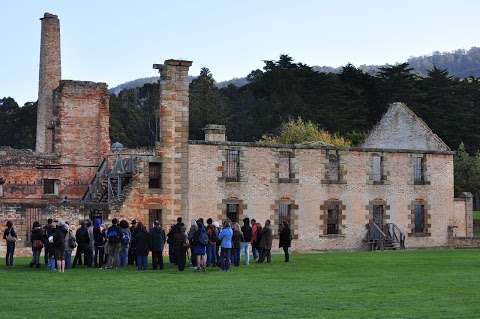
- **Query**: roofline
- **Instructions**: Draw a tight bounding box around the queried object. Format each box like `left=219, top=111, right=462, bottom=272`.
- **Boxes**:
left=188, top=140, right=454, bottom=155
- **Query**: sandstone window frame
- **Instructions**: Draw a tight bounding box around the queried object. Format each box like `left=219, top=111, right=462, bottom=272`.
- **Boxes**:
left=412, top=154, right=429, bottom=185
left=219, top=147, right=247, bottom=183
left=368, top=153, right=388, bottom=185
left=218, top=198, right=247, bottom=223
left=148, top=162, right=162, bottom=189
left=366, top=198, right=390, bottom=230
left=408, top=199, right=431, bottom=237
left=42, top=178, right=59, bottom=196
left=321, top=150, right=347, bottom=185
left=274, top=150, right=299, bottom=184
left=225, top=149, right=240, bottom=182
left=320, top=199, right=346, bottom=237
left=270, top=198, right=299, bottom=239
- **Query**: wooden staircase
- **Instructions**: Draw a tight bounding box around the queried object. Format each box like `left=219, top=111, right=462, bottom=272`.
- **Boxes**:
left=366, top=222, right=406, bottom=251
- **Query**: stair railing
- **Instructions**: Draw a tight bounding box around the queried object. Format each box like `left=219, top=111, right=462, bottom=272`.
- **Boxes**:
left=386, top=223, right=406, bottom=249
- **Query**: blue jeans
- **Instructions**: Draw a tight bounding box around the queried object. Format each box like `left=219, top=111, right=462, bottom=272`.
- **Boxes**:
left=64, top=251, right=72, bottom=269
left=220, top=248, right=231, bottom=271
left=207, top=243, right=216, bottom=266
left=136, top=255, right=148, bottom=270
left=6, top=242, right=15, bottom=266
left=240, top=242, right=250, bottom=265
left=47, top=257, right=56, bottom=270
left=120, top=246, right=129, bottom=267
left=231, top=248, right=240, bottom=267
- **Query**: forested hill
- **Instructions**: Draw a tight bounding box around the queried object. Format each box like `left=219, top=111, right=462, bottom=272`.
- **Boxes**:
left=110, top=47, right=480, bottom=93
left=2, top=54, right=480, bottom=154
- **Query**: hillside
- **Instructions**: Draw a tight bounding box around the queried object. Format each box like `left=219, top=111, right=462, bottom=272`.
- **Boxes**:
left=110, top=47, right=480, bottom=94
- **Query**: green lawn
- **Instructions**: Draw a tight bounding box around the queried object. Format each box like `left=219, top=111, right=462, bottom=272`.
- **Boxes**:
left=1, top=250, right=480, bottom=319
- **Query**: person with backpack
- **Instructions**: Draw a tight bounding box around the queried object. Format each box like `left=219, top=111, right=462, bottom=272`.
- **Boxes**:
left=173, top=223, right=188, bottom=271
left=150, top=220, right=166, bottom=270
left=218, top=220, right=233, bottom=272
left=30, top=221, right=44, bottom=268
left=64, top=222, right=76, bottom=269
left=93, top=218, right=106, bottom=268
left=119, top=220, right=131, bottom=267
left=231, top=223, right=244, bottom=267
left=3, top=220, right=17, bottom=267
left=43, top=218, right=55, bottom=266
left=240, top=217, right=252, bottom=265
left=258, top=220, right=273, bottom=263
left=73, top=221, right=90, bottom=268
left=105, top=218, right=122, bottom=269
left=53, top=221, right=68, bottom=273
left=192, top=218, right=208, bottom=272
left=206, top=218, right=218, bottom=267
left=132, top=222, right=150, bottom=271
left=279, top=220, right=292, bottom=262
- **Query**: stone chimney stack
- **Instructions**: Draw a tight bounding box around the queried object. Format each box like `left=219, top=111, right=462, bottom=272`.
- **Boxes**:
left=153, top=59, right=192, bottom=221
left=36, top=12, right=61, bottom=153
left=204, top=124, right=226, bottom=142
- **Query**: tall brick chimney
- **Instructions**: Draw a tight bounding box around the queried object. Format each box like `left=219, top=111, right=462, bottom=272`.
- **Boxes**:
left=153, top=59, right=192, bottom=222
left=36, top=13, right=61, bottom=153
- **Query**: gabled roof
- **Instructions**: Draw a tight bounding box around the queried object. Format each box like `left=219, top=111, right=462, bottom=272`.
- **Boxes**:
left=361, top=102, right=450, bottom=152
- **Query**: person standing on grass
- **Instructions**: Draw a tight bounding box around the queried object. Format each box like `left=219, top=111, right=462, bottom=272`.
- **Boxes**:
left=64, top=222, right=76, bottom=269
left=86, top=220, right=94, bottom=267
left=73, top=221, right=90, bottom=268
left=43, top=218, right=54, bottom=266
left=132, top=222, right=150, bottom=271
left=150, top=220, right=166, bottom=270
left=213, top=221, right=221, bottom=266
left=253, top=222, right=262, bottom=263
left=3, top=220, right=17, bottom=267
left=173, top=223, right=188, bottom=271
left=218, top=220, right=233, bottom=272
left=93, top=219, right=106, bottom=268
left=105, top=218, right=122, bottom=269
left=53, top=221, right=67, bottom=273
left=128, top=219, right=137, bottom=266
left=231, top=223, right=244, bottom=267
left=206, top=218, right=218, bottom=267
left=192, top=218, right=208, bottom=272
left=258, top=220, right=273, bottom=263
left=240, top=217, right=252, bottom=265
left=279, top=220, right=292, bottom=262
left=119, top=220, right=131, bottom=267
left=250, top=219, right=259, bottom=261
left=167, top=217, right=182, bottom=265
left=188, top=219, right=198, bottom=268
left=30, top=221, right=44, bottom=268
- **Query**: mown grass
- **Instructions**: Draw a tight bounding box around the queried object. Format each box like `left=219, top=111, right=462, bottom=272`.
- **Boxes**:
left=1, top=249, right=480, bottom=319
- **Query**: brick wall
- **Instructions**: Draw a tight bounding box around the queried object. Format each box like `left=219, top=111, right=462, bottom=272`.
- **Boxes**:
left=187, top=142, right=457, bottom=251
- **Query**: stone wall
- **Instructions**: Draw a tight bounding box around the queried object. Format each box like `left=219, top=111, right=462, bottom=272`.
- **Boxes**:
left=362, top=102, right=450, bottom=152
left=188, top=142, right=456, bottom=251
left=53, top=80, right=110, bottom=166
left=452, top=193, right=473, bottom=237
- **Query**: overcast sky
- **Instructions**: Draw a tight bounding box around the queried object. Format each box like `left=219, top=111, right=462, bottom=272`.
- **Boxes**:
left=1, top=0, right=479, bottom=104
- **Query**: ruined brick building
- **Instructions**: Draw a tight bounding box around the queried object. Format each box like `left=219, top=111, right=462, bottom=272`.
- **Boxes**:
left=0, top=13, right=473, bottom=254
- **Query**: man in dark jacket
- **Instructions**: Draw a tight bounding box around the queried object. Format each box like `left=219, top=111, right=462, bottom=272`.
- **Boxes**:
left=43, top=218, right=54, bottom=266
left=258, top=220, right=273, bottom=263
left=167, top=217, right=182, bottom=265
left=73, top=221, right=90, bottom=268
left=240, top=217, right=252, bottom=265
left=132, top=222, right=150, bottom=271
left=150, top=220, right=166, bottom=270
left=128, top=219, right=137, bottom=265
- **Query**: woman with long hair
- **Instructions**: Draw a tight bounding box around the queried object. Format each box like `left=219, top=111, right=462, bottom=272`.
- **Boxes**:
left=279, top=220, right=292, bottom=262
left=30, top=221, right=44, bottom=268
left=3, top=220, right=17, bottom=267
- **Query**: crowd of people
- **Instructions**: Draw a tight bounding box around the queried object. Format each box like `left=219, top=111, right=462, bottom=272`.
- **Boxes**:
left=2, top=216, right=292, bottom=272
